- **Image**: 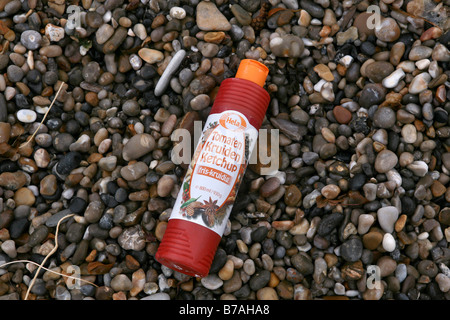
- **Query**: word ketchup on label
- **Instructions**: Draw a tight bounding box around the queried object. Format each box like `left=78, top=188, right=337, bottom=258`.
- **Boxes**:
left=155, top=59, right=271, bottom=278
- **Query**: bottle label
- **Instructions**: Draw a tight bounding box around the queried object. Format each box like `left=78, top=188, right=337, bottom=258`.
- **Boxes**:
left=169, top=110, right=258, bottom=236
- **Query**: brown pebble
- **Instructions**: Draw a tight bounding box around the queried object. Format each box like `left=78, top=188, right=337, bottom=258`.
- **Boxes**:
left=314, top=63, right=334, bottom=81
left=103, top=27, right=128, bottom=54
left=125, top=254, right=140, bottom=270
left=40, top=174, right=57, bottom=196
left=256, top=287, right=279, bottom=300
left=218, top=259, right=234, bottom=281
left=333, top=105, right=352, bottom=124
left=362, top=230, right=383, bottom=250
left=0, top=122, right=11, bottom=144
left=431, top=180, right=446, bottom=197
left=85, top=92, right=99, bottom=106
left=204, top=31, right=226, bottom=44
left=395, top=214, right=407, bottom=232
left=155, top=221, right=167, bottom=241
left=362, top=282, right=384, bottom=300
left=87, top=261, right=114, bottom=275
left=321, top=184, right=340, bottom=200
left=284, top=184, right=302, bottom=207
left=260, top=177, right=281, bottom=198
left=341, top=260, right=364, bottom=281
left=14, top=187, right=35, bottom=206
left=272, top=220, right=295, bottom=231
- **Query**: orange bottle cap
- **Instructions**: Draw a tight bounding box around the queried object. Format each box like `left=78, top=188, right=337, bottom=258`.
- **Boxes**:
left=235, top=59, right=269, bottom=87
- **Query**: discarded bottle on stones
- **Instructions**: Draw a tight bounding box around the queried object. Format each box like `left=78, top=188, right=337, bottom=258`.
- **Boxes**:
left=156, top=59, right=271, bottom=277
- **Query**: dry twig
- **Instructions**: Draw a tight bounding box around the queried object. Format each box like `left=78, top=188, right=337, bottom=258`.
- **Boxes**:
left=24, top=213, right=74, bottom=300
left=19, top=81, right=66, bottom=149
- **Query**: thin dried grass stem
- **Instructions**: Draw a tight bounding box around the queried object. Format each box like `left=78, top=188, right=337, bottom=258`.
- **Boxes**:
left=19, top=81, right=65, bottom=149
left=24, top=213, right=74, bottom=300
left=0, top=260, right=98, bottom=288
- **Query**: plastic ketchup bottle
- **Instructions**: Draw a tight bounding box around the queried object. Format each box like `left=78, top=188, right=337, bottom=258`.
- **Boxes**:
left=155, top=59, right=271, bottom=278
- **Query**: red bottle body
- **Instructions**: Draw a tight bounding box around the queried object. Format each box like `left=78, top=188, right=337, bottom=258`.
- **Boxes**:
left=156, top=61, right=270, bottom=278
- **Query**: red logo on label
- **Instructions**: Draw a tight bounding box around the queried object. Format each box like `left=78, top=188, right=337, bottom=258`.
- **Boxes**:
left=219, top=112, right=247, bottom=131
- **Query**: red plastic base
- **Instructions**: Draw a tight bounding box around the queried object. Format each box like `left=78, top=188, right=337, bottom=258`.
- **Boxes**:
left=155, top=218, right=222, bottom=278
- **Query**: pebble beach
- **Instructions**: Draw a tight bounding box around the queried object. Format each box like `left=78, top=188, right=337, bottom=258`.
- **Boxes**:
left=0, top=0, right=449, bottom=301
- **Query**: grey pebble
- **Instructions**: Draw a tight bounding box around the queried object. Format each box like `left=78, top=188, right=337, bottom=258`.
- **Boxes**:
left=155, top=50, right=186, bottom=96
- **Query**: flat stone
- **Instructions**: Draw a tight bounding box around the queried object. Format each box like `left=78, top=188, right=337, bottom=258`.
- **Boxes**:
left=14, top=187, right=35, bottom=206
left=374, top=149, right=398, bottom=173
left=409, top=72, right=431, bottom=94
left=340, top=237, right=363, bottom=262
left=40, top=174, right=57, bottom=196
left=401, top=124, right=417, bottom=144
left=408, top=46, right=433, bottom=61
left=382, top=69, right=405, bottom=89
left=44, top=209, right=71, bottom=227
left=333, top=105, right=352, bottom=124
left=377, top=206, right=399, bottom=233
left=118, top=225, right=146, bottom=251
left=269, top=35, right=304, bottom=58
left=230, top=4, right=252, bottom=26
left=382, top=233, right=396, bottom=252
left=336, top=26, right=358, bottom=46
left=321, top=184, right=340, bottom=200
left=374, top=17, right=400, bottom=42
left=45, top=23, right=65, bottom=42
left=359, top=83, right=386, bottom=109
left=270, top=117, right=306, bottom=142
left=120, top=162, right=148, bottom=181
left=196, top=1, right=231, bottom=31
left=365, top=61, right=394, bottom=83
left=21, top=30, right=42, bottom=50
left=122, top=133, right=156, bottom=161
left=443, top=153, right=450, bottom=171
left=138, top=48, right=164, bottom=64
left=96, top=24, right=115, bottom=44
left=299, top=0, right=324, bottom=18
left=7, top=65, right=24, bottom=83
left=314, top=64, right=334, bottom=82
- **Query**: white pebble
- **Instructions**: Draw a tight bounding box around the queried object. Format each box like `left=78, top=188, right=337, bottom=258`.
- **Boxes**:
left=358, top=214, right=375, bottom=234
left=103, top=11, right=112, bottom=23
left=45, top=23, right=65, bottom=42
left=418, top=232, right=429, bottom=240
left=17, top=109, right=37, bottom=123
left=297, top=242, right=312, bottom=252
left=382, top=68, right=405, bottom=88
left=1, top=240, right=17, bottom=258
left=28, top=185, right=39, bottom=196
left=339, top=55, right=353, bottom=68
left=436, top=273, right=450, bottom=293
left=334, top=283, right=346, bottom=295
left=35, top=106, right=49, bottom=114
left=5, top=87, right=16, bottom=101
left=397, top=61, right=415, bottom=73
left=415, top=59, right=430, bottom=70
left=201, top=274, right=224, bottom=290
left=386, top=169, right=402, bottom=187
left=134, top=122, right=144, bottom=134
left=345, top=290, right=360, bottom=298
left=382, top=233, right=396, bottom=252
left=154, top=49, right=186, bottom=96
left=141, top=293, right=170, bottom=300
left=170, top=6, right=186, bottom=20
left=129, top=53, right=142, bottom=70
left=313, top=79, right=327, bottom=92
